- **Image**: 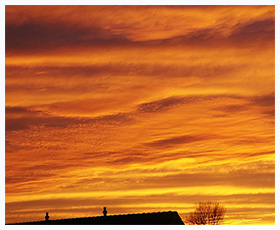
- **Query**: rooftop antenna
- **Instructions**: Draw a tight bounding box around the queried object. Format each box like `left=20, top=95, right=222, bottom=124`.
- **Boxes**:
left=45, top=212, right=49, bottom=221
left=103, top=207, right=107, bottom=216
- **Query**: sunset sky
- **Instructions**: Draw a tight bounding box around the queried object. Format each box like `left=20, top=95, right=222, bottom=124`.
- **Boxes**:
left=5, top=5, right=275, bottom=224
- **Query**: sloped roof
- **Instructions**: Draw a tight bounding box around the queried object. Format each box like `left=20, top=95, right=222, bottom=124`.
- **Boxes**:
left=10, top=211, right=185, bottom=225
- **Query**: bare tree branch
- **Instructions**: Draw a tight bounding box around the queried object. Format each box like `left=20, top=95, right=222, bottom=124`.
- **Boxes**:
left=186, top=201, right=226, bottom=225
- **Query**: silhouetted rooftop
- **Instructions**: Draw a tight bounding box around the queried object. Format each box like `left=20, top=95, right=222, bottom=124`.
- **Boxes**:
left=9, top=211, right=185, bottom=225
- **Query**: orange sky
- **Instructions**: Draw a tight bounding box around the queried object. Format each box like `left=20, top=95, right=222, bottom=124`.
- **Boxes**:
left=5, top=5, right=275, bottom=225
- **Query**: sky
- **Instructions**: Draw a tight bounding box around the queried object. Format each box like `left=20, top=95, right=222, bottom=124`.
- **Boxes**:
left=5, top=5, right=275, bottom=225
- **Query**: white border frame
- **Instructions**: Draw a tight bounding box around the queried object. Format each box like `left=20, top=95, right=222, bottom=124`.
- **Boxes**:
left=1, top=1, right=278, bottom=230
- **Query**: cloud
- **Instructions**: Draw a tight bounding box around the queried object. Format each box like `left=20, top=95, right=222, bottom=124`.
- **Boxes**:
left=157, top=171, right=275, bottom=188
left=159, top=18, right=274, bottom=48
left=5, top=21, right=131, bottom=52
left=5, top=192, right=274, bottom=213
left=229, top=19, right=275, bottom=45
left=5, top=106, right=134, bottom=131
left=136, top=96, right=199, bottom=113
left=213, top=94, right=275, bottom=116
left=91, top=113, right=134, bottom=126
left=5, top=106, right=88, bottom=131
left=5, top=139, right=35, bottom=153
left=250, top=94, right=275, bottom=107
left=136, top=95, right=243, bottom=115
left=145, top=135, right=208, bottom=148
left=137, top=97, right=185, bottom=113
left=215, top=104, right=250, bottom=113
left=40, top=97, right=136, bottom=116
left=6, top=63, right=238, bottom=80
left=6, top=8, right=275, bottom=54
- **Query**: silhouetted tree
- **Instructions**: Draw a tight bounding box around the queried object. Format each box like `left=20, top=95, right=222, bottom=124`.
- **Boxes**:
left=186, top=201, right=226, bottom=225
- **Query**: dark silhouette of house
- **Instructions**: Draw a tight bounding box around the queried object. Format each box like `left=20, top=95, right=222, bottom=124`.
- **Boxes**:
left=9, top=209, right=184, bottom=225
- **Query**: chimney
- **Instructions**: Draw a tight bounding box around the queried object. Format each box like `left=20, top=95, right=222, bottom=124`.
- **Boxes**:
left=45, top=212, right=49, bottom=221
left=103, top=207, right=107, bottom=216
